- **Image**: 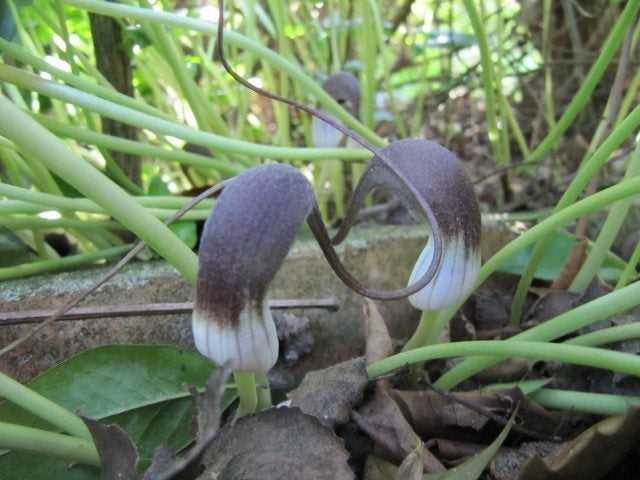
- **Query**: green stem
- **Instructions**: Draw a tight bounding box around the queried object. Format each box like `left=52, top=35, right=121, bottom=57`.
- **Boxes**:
left=0, top=422, right=100, bottom=466
left=530, top=389, right=640, bottom=416
left=0, top=65, right=371, bottom=162
left=0, top=200, right=211, bottom=221
left=61, top=0, right=384, bottom=147
left=144, top=21, right=227, bottom=135
left=424, top=171, right=640, bottom=387
left=617, top=241, right=640, bottom=289
left=32, top=230, right=55, bottom=259
left=0, top=183, right=213, bottom=213
left=36, top=115, right=244, bottom=174
left=501, top=95, right=530, bottom=158
left=510, top=104, right=640, bottom=325
left=0, top=216, right=119, bottom=231
left=463, top=0, right=502, bottom=162
left=255, top=372, right=272, bottom=411
left=571, top=140, right=640, bottom=291
left=234, top=371, right=258, bottom=416
left=435, top=280, right=640, bottom=390
left=541, top=0, right=556, bottom=129
left=0, top=373, right=92, bottom=441
left=525, top=0, right=640, bottom=163
left=617, top=69, right=640, bottom=124
left=368, top=340, right=640, bottom=380
left=0, top=94, right=199, bottom=284
left=566, top=323, right=640, bottom=347
left=402, top=310, right=442, bottom=351
left=0, top=244, right=132, bottom=280
left=0, top=37, right=170, bottom=120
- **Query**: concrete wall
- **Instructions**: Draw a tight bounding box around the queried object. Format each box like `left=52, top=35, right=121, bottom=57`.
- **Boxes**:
left=0, top=226, right=430, bottom=387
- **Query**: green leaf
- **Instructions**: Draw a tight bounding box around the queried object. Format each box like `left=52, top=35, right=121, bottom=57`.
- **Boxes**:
left=108, top=397, right=193, bottom=470
left=0, top=345, right=220, bottom=428
left=497, top=230, right=623, bottom=282
left=0, top=345, right=236, bottom=479
left=169, top=220, right=197, bottom=249
left=425, top=411, right=515, bottom=480
left=147, top=175, right=171, bottom=196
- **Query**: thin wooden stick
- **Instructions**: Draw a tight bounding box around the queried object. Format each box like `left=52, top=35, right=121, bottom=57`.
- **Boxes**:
left=0, top=298, right=339, bottom=326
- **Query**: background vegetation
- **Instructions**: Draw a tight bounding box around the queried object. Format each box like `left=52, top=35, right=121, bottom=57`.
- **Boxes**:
left=2, top=0, right=636, bottom=285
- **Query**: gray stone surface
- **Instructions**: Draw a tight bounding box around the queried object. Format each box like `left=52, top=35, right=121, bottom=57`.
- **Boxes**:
left=0, top=221, right=513, bottom=390
left=0, top=226, right=429, bottom=387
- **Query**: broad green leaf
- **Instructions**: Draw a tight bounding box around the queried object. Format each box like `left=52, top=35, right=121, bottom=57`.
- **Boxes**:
left=0, top=345, right=220, bottom=429
left=0, top=345, right=236, bottom=479
left=497, top=230, right=623, bottom=282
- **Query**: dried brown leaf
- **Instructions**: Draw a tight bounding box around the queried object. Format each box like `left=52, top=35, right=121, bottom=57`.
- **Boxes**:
left=391, top=389, right=514, bottom=437
left=395, top=443, right=424, bottom=480
left=393, top=388, right=562, bottom=441
left=516, top=407, right=640, bottom=480
left=435, top=439, right=486, bottom=462
left=143, top=364, right=231, bottom=480
left=551, top=239, right=587, bottom=290
left=82, top=417, right=138, bottom=480
left=526, top=290, right=581, bottom=324
left=200, top=407, right=354, bottom=480
left=288, top=357, right=368, bottom=428
left=354, top=387, right=445, bottom=473
left=364, top=300, right=393, bottom=365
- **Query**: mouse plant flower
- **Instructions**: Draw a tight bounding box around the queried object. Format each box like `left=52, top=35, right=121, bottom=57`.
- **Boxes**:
left=210, top=0, right=482, bottom=408
left=313, top=72, right=360, bottom=148
left=194, top=164, right=316, bottom=374
left=330, top=139, right=481, bottom=311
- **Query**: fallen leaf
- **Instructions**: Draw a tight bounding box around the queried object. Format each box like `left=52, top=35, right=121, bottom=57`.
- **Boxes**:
left=469, top=290, right=511, bottom=332
left=391, top=388, right=517, bottom=437
left=363, top=413, right=517, bottom=480
left=515, top=407, right=640, bottom=480
left=200, top=407, right=354, bottom=480
left=449, top=312, right=477, bottom=342
left=474, top=358, right=531, bottom=383
left=395, top=442, right=424, bottom=479
left=141, top=448, right=173, bottom=480
left=434, top=439, right=486, bottom=462
left=525, top=290, right=581, bottom=324
left=393, top=388, right=562, bottom=441
left=364, top=300, right=393, bottom=365
left=288, top=357, right=368, bottom=428
left=425, top=410, right=516, bottom=480
left=82, top=418, right=138, bottom=480
left=363, top=456, right=398, bottom=480
left=354, top=387, right=445, bottom=473
left=143, top=364, right=231, bottom=480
